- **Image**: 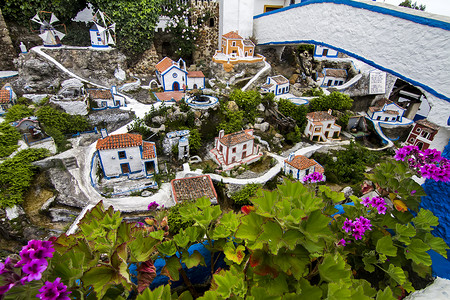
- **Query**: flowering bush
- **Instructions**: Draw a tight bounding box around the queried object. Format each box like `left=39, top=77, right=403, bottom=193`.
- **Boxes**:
left=302, top=171, right=325, bottom=184
left=0, top=146, right=448, bottom=299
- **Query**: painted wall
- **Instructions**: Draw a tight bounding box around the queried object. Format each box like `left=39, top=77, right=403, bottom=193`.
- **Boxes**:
left=162, top=67, right=187, bottom=91
left=314, top=45, right=338, bottom=57
left=253, top=0, right=450, bottom=128
left=219, top=0, right=254, bottom=47
left=284, top=163, right=314, bottom=180
left=98, top=147, right=143, bottom=177
left=218, top=140, right=254, bottom=165
left=254, top=0, right=286, bottom=16
left=187, top=77, right=205, bottom=90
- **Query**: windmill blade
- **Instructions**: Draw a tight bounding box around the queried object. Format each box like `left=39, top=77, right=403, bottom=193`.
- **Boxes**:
left=50, top=13, right=59, bottom=25
left=108, top=23, right=116, bottom=33
left=39, top=31, right=52, bottom=44
left=31, top=13, right=44, bottom=25
left=96, top=24, right=106, bottom=34
left=54, top=30, right=66, bottom=40
left=107, top=31, right=115, bottom=45
left=99, top=10, right=107, bottom=27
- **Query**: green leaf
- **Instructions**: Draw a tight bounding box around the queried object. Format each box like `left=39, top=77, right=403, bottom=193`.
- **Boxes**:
left=224, top=243, right=246, bottom=264
left=255, top=273, right=289, bottom=296
left=161, top=256, right=181, bottom=281
left=412, top=209, right=439, bottom=231
left=213, top=266, right=246, bottom=298
left=235, top=212, right=264, bottom=241
left=405, top=238, right=432, bottom=266
left=136, top=284, right=172, bottom=300
left=149, top=230, right=165, bottom=241
left=376, top=286, right=396, bottom=300
left=111, top=243, right=131, bottom=285
left=318, top=253, right=352, bottom=283
left=423, top=233, right=449, bottom=258
left=257, top=221, right=283, bottom=254
left=196, top=196, right=212, bottom=210
left=252, top=189, right=278, bottom=217
left=157, top=241, right=177, bottom=257
left=273, top=246, right=309, bottom=280
left=384, top=264, right=406, bottom=285
left=319, top=185, right=346, bottom=203
left=296, top=278, right=322, bottom=298
left=281, top=229, right=303, bottom=250
left=177, top=290, right=194, bottom=300
left=128, top=231, right=160, bottom=262
left=248, top=287, right=281, bottom=300
left=362, top=251, right=377, bottom=273
left=353, top=279, right=377, bottom=298
left=301, top=210, right=331, bottom=242
left=376, top=236, right=397, bottom=257
left=173, top=230, right=190, bottom=248
left=82, top=266, right=117, bottom=299
left=182, top=250, right=206, bottom=268
left=395, top=223, right=416, bottom=245
left=219, top=211, right=240, bottom=231
left=411, top=261, right=432, bottom=278
left=327, top=280, right=352, bottom=300
left=185, top=226, right=203, bottom=243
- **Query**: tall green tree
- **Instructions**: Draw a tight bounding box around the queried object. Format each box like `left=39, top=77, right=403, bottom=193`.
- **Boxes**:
left=399, top=0, right=426, bottom=11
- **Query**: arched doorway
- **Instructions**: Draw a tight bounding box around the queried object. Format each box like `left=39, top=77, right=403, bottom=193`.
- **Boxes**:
left=193, top=84, right=197, bottom=89
left=173, top=82, right=180, bottom=91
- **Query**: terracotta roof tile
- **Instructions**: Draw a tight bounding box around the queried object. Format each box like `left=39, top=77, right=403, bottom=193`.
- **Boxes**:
left=271, top=75, right=289, bottom=84
left=142, top=141, right=156, bottom=159
left=187, top=71, right=205, bottom=78
left=285, top=155, right=318, bottom=170
left=261, top=83, right=274, bottom=89
left=222, top=31, right=243, bottom=40
left=307, top=111, right=336, bottom=121
left=325, top=69, right=347, bottom=78
left=312, top=160, right=325, bottom=174
left=153, top=91, right=185, bottom=102
left=88, top=89, right=112, bottom=100
left=219, top=130, right=254, bottom=147
left=171, top=175, right=217, bottom=202
left=384, top=110, right=399, bottom=115
left=0, top=90, right=11, bottom=103
left=156, top=57, right=176, bottom=73
left=368, top=107, right=378, bottom=112
left=96, top=133, right=142, bottom=150
left=416, top=119, right=440, bottom=131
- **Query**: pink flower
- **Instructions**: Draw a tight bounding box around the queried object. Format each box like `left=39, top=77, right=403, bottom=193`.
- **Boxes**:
left=342, top=218, right=354, bottom=233
left=22, top=259, right=48, bottom=282
left=337, top=239, right=349, bottom=246
left=37, top=278, right=71, bottom=300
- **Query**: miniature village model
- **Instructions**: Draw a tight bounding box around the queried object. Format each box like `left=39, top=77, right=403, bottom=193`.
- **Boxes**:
left=1, top=1, right=450, bottom=297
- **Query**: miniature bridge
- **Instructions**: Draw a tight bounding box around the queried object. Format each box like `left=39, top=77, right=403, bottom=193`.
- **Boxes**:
left=253, top=0, right=450, bottom=103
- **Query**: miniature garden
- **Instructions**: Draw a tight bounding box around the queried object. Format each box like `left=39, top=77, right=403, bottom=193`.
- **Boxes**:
left=0, top=0, right=449, bottom=299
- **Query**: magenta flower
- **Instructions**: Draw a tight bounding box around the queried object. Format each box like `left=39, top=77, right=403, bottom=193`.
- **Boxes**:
left=342, top=218, right=353, bottom=233
left=361, top=197, right=371, bottom=207
left=302, top=172, right=325, bottom=184
left=37, top=278, right=71, bottom=300
left=23, top=259, right=48, bottom=282
left=410, top=190, right=416, bottom=195
left=147, top=201, right=159, bottom=210
left=356, top=217, right=372, bottom=231
left=337, top=239, right=349, bottom=246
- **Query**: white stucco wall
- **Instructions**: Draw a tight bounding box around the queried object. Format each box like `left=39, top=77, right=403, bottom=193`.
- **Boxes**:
left=430, top=128, right=450, bottom=152
left=99, top=147, right=143, bottom=177
left=219, top=0, right=255, bottom=47
left=187, top=77, right=205, bottom=90
left=314, top=46, right=339, bottom=57
left=253, top=1, right=450, bottom=128
left=162, top=68, right=187, bottom=91
left=253, top=0, right=286, bottom=16
left=219, top=140, right=254, bottom=165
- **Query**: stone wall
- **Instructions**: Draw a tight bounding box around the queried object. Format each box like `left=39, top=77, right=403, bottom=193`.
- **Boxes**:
left=191, top=0, right=219, bottom=65
left=0, top=8, right=17, bottom=70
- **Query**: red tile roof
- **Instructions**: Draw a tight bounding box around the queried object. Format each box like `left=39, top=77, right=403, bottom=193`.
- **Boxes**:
left=271, top=75, right=288, bottom=84
left=96, top=133, right=142, bottom=150
left=187, top=71, right=205, bottom=78
left=313, top=160, right=325, bottom=174
left=416, top=119, right=440, bottom=131
left=307, top=111, right=336, bottom=121
left=285, top=155, right=318, bottom=170
left=153, top=91, right=185, bottom=102
left=155, top=57, right=175, bottom=73
left=325, top=69, right=347, bottom=78
left=222, top=31, right=243, bottom=40
left=88, top=89, right=112, bottom=100
left=0, top=90, right=11, bottom=104
left=243, top=40, right=255, bottom=47
left=171, top=175, right=218, bottom=203
left=384, top=110, right=399, bottom=115
left=219, top=129, right=254, bottom=147
left=142, top=141, right=156, bottom=159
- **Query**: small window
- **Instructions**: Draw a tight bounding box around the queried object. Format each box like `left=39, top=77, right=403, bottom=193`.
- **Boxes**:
left=410, top=138, right=414, bottom=143
left=421, top=131, right=430, bottom=139
left=243, top=144, right=247, bottom=150
left=232, top=41, right=236, bottom=47
left=327, top=123, right=331, bottom=128
left=97, top=37, right=102, bottom=42
left=376, top=116, right=381, bottom=120
left=209, top=17, right=214, bottom=27
left=249, top=49, right=252, bottom=53
left=416, top=128, right=421, bottom=133
left=327, top=80, right=333, bottom=86
left=219, top=145, right=223, bottom=152
left=384, top=117, right=389, bottom=121
left=232, top=147, right=236, bottom=153
left=118, top=151, right=126, bottom=159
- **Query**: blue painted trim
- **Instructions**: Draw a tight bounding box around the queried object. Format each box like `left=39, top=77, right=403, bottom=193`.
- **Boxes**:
left=314, top=46, right=339, bottom=58
left=43, top=44, right=62, bottom=47
left=91, top=44, right=109, bottom=48
left=118, top=150, right=127, bottom=160
left=97, top=150, right=107, bottom=178
left=253, top=0, right=450, bottom=31
left=257, top=39, right=450, bottom=102
left=120, top=162, right=131, bottom=175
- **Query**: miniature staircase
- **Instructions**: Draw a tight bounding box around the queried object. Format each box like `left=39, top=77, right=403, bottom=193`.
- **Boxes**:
left=210, top=148, right=225, bottom=165
left=63, top=157, right=79, bottom=170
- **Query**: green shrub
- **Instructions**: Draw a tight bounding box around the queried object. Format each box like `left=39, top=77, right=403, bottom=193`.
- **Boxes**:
left=3, top=105, right=34, bottom=123
left=0, top=122, right=21, bottom=158
left=297, top=43, right=314, bottom=55
left=308, top=91, right=353, bottom=112
left=278, top=98, right=308, bottom=130
left=167, top=201, right=195, bottom=236
left=45, top=127, right=71, bottom=153
left=231, top=183, right=261, bottom=206
left=0, top=148, right=50, bottom=208
left=36, top=106, right=91, bottom=134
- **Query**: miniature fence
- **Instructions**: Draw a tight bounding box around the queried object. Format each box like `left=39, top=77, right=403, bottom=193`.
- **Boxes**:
left=71, top=127, right=98, bottom=138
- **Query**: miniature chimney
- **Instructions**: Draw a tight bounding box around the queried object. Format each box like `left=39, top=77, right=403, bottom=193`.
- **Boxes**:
left=219, top=129, right=225, bottom=139
left=288, top=152, right=295, bottom=162
left=100, top=128, right=108, bottom=139
left=111, top=86, right=117, bottom=95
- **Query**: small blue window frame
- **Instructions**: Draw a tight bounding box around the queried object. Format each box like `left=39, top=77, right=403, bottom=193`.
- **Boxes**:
left=118, top=151, right=127, bottom=159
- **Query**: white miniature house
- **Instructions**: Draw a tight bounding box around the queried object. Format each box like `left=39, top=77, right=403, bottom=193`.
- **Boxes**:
left=284, top=153, right=325, bottom=181
left=314, top=46, right=339, bottom=58
left=88, top=86, right=126, bottom=108
left=367, top=99, right=406, bottom=123
left=0, top=86, right=15, bottom=115
left=96, top=133, right=158, bottom=179
left=155, top=57, right=205, bottom=92
left=304, top=110, right=341, bottom=142
left=210, top=129, right=262, bottom=171
left=317, top=68, right=347, bottom=87
left=261, top=75, right=289, bottom=95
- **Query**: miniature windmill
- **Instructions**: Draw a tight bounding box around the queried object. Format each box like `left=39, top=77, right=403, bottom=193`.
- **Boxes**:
left=90, top=10, right=116, bottom=48
left=30, top=11, right=66, bottom=47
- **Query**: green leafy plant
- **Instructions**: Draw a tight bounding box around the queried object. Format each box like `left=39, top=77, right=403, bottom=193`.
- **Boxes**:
left=230, top=89, right=262, bottom=124
left=231, top=183, right=261, bottom=207
left=3, top=104, right=34, bottom=123
left=309, top=91, right=353, bottom=112
left=0, top=122, right=21, bottom=158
